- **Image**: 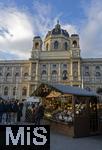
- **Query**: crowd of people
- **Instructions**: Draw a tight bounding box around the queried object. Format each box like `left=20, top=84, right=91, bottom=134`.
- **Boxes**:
left=25, top=103, right=45, bottom=125
left=0, top=99, right=23, bottom=124
left=0, top=99, right=45, bottom=125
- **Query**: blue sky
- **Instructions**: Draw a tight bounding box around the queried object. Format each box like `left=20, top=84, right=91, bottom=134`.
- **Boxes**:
left=0, top=0, right=102, bottom=59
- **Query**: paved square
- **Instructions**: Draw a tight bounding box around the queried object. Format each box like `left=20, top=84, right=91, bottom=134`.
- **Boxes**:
left=51, top=131, right=102, bottom=150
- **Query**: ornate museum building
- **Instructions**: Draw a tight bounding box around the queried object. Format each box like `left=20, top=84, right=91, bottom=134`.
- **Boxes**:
left=0, top=22, right=102, bottom=100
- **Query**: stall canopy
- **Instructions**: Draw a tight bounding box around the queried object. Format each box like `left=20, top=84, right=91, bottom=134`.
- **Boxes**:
left=26, top=96, right=41, bottom=103
left=32, top=83, right=98, bottom=97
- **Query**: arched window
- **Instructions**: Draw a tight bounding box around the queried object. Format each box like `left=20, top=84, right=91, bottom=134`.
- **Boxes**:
left=35, top=42, right=39, bottom=49
left=0, top=73, right=2, bottom=76
left=96, top=66, right=100, bottom=70
left=51, top=70, right=58, bottom=81
left=6, top=73, right=11, bottom=81
left=7, top=67, right=10, bottom=71
left=46, top=43, right=49, bottom=51
left=64, top=42, right=68, bottom=50
left=62, top=70, right=68, bottom=80
left=96, top=72, right=101, bottom=77
left=63, top=64, right=67, bottom=68
left=22, top=87, right=27, bottom=96
left=42, top=64, right=46, bottom=69
left=54, top=41, right=59, bottom=49
left=85, top=72, right=90, bottom=76
left=72, top=40, right=77, bottom=48
left=13, top=87, right=16, bottom=96
left=41, top=70, right=47, bottom=80
left=85, top=66, right=89, bottom=70
left=24, top=73, right=28, bottom=78
left=15, top=72, right=19, bottom=77
left=6, top=73, right=11, bottom=77
left=4, top=87, right=8, bottom=96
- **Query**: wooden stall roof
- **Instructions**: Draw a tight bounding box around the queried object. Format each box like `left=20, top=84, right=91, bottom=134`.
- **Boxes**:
left=31, top=83, right=98, bottom=97
left=52, top=84, right=98, bottom=96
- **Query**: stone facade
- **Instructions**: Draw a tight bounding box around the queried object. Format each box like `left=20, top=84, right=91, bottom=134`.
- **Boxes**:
left=82, top=58, right=102, bottom=91
left=0, top=22, right=102, bottom=100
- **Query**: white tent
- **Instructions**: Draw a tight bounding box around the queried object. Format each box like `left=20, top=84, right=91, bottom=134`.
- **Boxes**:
left=26, top=96, right=41, bottom=103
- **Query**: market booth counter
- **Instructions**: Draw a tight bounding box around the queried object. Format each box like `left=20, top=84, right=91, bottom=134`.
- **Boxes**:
left=44, top=93, right=74, bottom=136
left=32, top=83, right=99, bottom=137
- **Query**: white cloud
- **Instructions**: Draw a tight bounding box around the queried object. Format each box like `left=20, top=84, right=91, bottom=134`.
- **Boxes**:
left=32, top=1, right=78, bottom=38
left=0, top=2, right=54, bottom=60
left=0, top=1, right=78, bottom=60
left=0, top=6, right=34, bottom=59
left=1, top=0, right=102, bottom=59
left=80, top=0, right=102, bottom=57
left=62, top=24, right=77, bottom=35
left=32, top=1, right=63, bottom=38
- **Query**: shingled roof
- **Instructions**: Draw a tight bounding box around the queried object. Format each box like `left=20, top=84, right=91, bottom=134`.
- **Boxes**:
left=32, top=83, right=98, bottom=97
left=50, top=84, right=98, bottom=96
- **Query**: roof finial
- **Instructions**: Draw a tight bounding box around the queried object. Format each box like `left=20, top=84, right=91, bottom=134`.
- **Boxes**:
left=55, top=20, right=61, bottom=29
left=57, top=20, right=59, bottom=24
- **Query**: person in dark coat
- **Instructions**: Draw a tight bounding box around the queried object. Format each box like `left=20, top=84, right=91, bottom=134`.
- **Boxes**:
left=6, top=101, right=12, bottom=123
left=12, top=101, right=18, bottom=123
left=0, top=101, right=4, bottom=123
left=17, top=102, right=23, bottom=122
left=35, top=103, right=45, bottom=125
left=2, top=101, right=6, bottom=124
left=32, top=104, right=36, bottom=123
left=3, top=101, right=7, bottom=123
left=19, top=102, right=24, bottom=117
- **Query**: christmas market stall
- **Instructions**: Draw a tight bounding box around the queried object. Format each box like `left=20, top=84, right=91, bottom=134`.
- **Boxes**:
left=32, top=83, right=100, bottom=137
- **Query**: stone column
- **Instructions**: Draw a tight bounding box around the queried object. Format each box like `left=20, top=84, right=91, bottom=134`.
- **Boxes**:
left=15, top=78, right=19, bottom=100
left=29, top=62, right=32, bottom=79
left=9, top=85, right=12, bottom=99
left=27, top=63, right=32, bottom=97
left=48, top=64, right=50, bottom=82
left=35, top=61, right=39, bottom=82
left=3, top=66, right=6, bottom=82
left=58, top=63, right=61, bottom=82
left=70, top=60, right=73, bottom=83
left=19, top=86, right=22, bottom=100
left=78, top=60, right=81, bottom=81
